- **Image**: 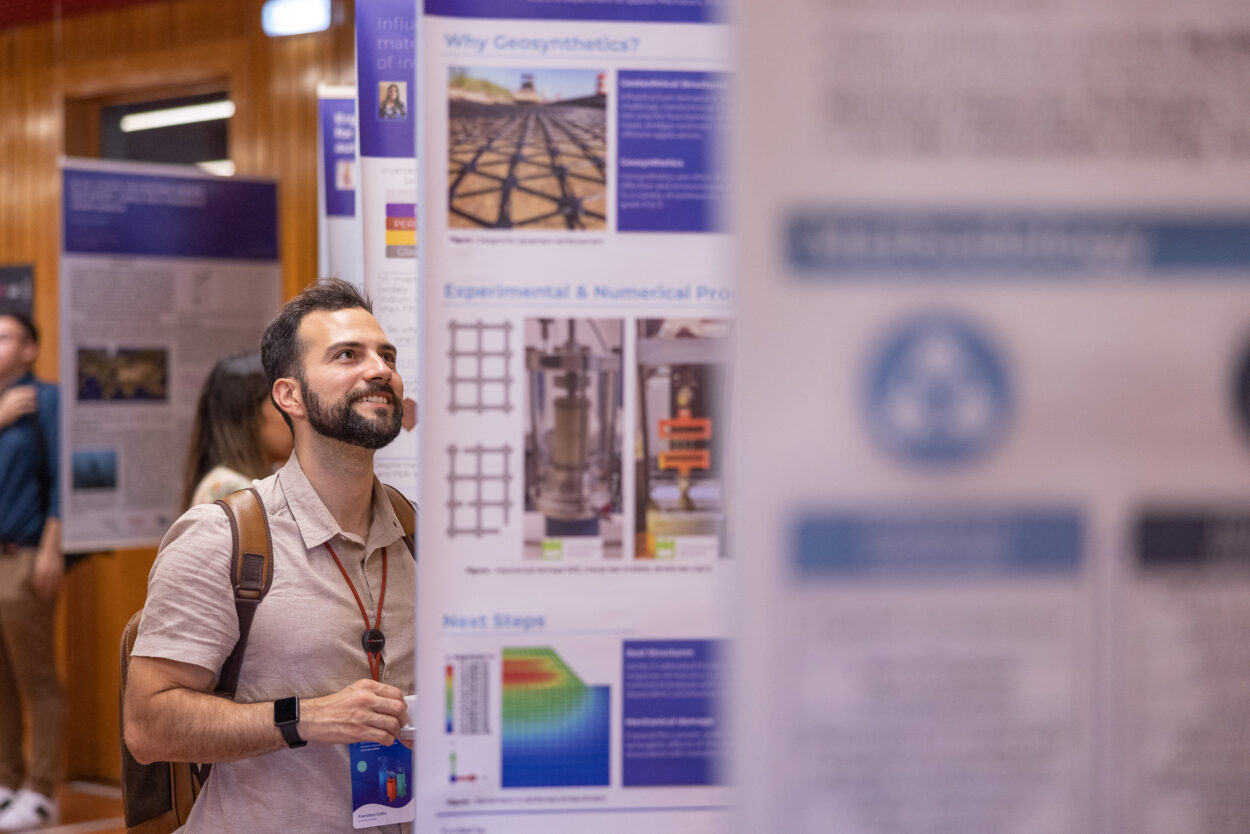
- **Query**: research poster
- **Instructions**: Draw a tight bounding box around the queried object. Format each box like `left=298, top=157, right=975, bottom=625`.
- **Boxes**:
left=0, top=264, right=34, bottom=317
left=357, top=0, right=420, bottom=493
left=416, top=0, right=732, bottom=831
left=734, top=2, right=1250, bottom=834
left=317, top=84, right=363, bottom=290
left=59, top=159, right=279, bottom=552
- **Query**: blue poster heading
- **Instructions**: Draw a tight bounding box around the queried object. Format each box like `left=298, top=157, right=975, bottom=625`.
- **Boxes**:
left=788, top=210, right=1250, bottom=278
left=794, top=511, right=1082, bottom=580
left=357, top=0, right=416, bottom=159
left=62, top=167, right=278, bottom=260
left=425, top=0, right=722, bottom=23
left=320, top=97, right=357, bottom=218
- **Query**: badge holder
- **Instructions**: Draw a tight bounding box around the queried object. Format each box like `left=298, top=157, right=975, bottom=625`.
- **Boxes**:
left=349, top=739, right=414, bottom=828
left=349, top=695, right=417, bottom=828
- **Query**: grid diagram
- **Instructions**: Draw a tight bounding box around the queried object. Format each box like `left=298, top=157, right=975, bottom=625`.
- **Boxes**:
left=501, top=647, right=610, bottom=788
left=448, top=101, right=607, bottom=230
left=446, top=443, right=513, bottom=538
left=448, top=319, right=514, bottom=415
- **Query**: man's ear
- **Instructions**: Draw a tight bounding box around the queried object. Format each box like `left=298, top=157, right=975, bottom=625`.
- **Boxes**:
left=19, top=340, right=37, bottom=368
left=272, top=378, right=305, bottom=421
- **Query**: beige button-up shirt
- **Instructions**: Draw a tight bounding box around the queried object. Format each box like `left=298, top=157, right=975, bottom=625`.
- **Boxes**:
left=133, top=453, right=415, bottom=833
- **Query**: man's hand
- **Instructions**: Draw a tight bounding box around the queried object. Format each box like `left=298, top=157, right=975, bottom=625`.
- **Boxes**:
left=31, top=544, right=64, bottom=600
left=31, top=519, right=63, bottom=600
left=0, top=385, right=36, bottom=430
left=301, top=679, right=409, bottom=746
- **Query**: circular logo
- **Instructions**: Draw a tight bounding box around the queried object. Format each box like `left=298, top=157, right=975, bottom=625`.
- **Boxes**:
left=357, top=761, right=367, bottom=773
left=866, top=314, right=1012, bottom=466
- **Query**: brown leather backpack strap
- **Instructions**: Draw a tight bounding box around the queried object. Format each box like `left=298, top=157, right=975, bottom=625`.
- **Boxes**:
left=213, top=487, right=273, bottom=698
left=382, top=484, right=416, bottom=560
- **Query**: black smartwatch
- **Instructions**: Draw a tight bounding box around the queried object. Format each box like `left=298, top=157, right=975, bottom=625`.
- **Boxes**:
left=273, top=696, right=307, bottom=748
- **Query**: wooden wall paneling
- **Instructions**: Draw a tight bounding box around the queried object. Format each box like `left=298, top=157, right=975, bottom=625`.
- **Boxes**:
left=0, top=0, right=359, bottom=783
left=0, top=20, right=62, bottom=379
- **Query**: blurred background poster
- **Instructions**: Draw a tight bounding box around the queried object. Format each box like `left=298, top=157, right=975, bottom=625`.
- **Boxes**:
left=355, top=0, right=419, bottom=494
left=316, top=84, right=363, bottom=292
left=733, top=1, right=1250, bottom=833
left=58, top=159, right=279, bottom=551
left=0, top=264, right=34, bottom=317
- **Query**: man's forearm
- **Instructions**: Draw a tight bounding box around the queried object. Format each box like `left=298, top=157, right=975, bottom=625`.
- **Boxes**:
left=32, top=517, right=64, bottom=599
left=126, top=656, right=408, bottom=764
left=36, top=517, right=61, bottom=561
left=127, top=685, right=285, bottom=765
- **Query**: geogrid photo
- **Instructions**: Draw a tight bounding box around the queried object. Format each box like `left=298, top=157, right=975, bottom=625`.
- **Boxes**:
left=448, top=67, right=607, bottom=231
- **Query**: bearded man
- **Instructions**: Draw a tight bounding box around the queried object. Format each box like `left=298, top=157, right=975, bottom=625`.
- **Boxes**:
left=125, top=279, right=416, bottom=833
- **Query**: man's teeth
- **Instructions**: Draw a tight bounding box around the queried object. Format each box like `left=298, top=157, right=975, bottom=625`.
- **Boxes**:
left=358, top=395, right=389, bottom=404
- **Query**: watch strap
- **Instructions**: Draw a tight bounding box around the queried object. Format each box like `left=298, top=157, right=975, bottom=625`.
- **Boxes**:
left=274, top=696, right=307, bottom=748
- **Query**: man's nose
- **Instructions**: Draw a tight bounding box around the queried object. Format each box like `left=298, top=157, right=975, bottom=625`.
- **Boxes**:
left=364, top=351, right=393, bottom=381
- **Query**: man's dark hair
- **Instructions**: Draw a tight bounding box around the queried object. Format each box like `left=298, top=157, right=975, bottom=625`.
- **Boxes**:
left=1, top=311, right=38, bottom=345
left=261, top=278, right=373, bottom=427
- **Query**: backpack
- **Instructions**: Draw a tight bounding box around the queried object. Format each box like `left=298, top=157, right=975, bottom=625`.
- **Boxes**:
left=119, top=483, right=416, bottom=834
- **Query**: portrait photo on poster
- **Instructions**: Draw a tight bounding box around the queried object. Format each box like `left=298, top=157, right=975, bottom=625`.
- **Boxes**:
left=378, top=81, right=408, bottom=120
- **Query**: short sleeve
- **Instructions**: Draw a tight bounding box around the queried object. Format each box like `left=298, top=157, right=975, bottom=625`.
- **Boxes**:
left=131, top=502, right=241, bottom=677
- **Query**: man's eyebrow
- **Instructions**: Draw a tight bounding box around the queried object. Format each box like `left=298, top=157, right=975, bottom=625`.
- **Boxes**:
left=323, top=340, right=398, bottom=357
left=324, top=340, right=364, bottom=357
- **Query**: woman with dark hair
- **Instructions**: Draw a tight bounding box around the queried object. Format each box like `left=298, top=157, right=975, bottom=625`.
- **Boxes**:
left=182, top=352, right=292, bottom=508
left=379, top=83, right=406, bottom=119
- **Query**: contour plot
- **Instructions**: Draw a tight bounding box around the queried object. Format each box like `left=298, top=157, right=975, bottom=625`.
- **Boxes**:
left=501, top=648, right=610, bottom=787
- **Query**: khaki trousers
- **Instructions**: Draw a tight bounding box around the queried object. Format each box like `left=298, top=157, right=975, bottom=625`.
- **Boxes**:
left=0, top=546, right=64, bottom=797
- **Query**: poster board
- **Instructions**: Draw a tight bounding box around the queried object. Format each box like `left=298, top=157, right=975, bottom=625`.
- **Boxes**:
left=59, top=158, right=280, bottom=552
left=357, top=0, right=421, bottom=495
left=732, top=2, right=1250, bottom=833
left=416, top=0, right=733, bottom=831
left=0, top=264, right=34, bottom=317
left=317, top=84, right=363, bottom=291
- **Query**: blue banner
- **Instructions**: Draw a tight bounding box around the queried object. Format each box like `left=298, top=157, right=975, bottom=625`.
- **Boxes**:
left=62, top=168, right=277, bottom=260
left=425, top=0, right=723, bottom=23
left=787, top=210, right=1250, bottom=278
left=794, top=511, right=1083, bottom=579
left=357, top=0, right=417, bottom=159
left=320, top=97, right=357, bottom=217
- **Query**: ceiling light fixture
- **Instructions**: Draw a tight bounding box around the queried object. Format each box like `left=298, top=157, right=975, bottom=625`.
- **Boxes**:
left=195, top=160, right=236, bottom=177
left=262, top=0, right=332, bottom=37
left=120, top=101, right=236, bottom=133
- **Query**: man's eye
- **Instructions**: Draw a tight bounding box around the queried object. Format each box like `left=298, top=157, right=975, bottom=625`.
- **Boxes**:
left=336, top=349, right=355, bottom=360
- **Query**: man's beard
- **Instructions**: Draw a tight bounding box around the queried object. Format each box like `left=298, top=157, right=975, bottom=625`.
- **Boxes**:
left=302, top=378, right=403, bottom=450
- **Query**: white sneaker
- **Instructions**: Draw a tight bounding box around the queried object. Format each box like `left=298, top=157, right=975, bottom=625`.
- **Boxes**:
left=0, top=789, right=12, bottom=813
left=0, top=789, right=58, bottom=831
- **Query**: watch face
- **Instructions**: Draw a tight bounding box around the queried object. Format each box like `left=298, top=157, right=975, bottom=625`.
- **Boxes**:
left=274, top=697, right=299, bottom=724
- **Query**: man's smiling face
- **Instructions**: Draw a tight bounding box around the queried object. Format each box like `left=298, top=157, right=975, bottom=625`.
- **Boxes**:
left=295, top=307, right=404, bottom=450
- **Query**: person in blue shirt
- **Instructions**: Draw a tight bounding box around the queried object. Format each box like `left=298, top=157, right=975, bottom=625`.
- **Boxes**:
left=0, top=312, right=64, bottom=830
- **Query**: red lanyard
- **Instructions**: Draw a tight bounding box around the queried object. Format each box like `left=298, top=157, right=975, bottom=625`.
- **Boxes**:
left=325, top=542, right=389, bottom=682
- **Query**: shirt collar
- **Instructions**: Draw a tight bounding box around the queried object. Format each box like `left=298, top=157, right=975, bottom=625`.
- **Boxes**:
left=276, top=452, right=405, bottom=553
left=1, top=371, right=34, bottom=394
